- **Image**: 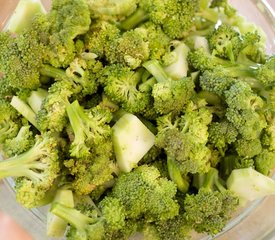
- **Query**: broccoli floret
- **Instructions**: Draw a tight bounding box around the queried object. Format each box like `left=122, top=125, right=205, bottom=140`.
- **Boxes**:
left=66, top=100, right=113, bottom=158
left=0, top=133, right=61, bottom=208
left=143, top=59, right=195, bottom=115
left=255, top=149, right=275, bottom=176
left=155, top=101, right=212, bottom=174
left=111, top=165, right=179, bottom=221
left=64, top=140, right=116, bottom=195
left=234, top=138, right=262, bottom=158
left=262, top=114, right=275, bottom=150
left=199, top=69, right=237, bottom=98
left=208, top=120, right=238, bottom=156
left=0, top=98, right=21, bottom=146
left=83, top=20, right=121, bottom=59
left=139, top=22, right=171, bottom=60
left=106, top=28, right=150, bottom=69
left=120, top=0, right=197, bottom=38
left=3, top=125, right=34, bottom=157
left=0, top=27, right=45, bottom=91
left=36, top=80, right=73, bottom=133
left=51, top=197, right=126, bottom=240
left=184, top=167, right=239, bottom=235
left=210, top=0, right=237, bottom=18
left=45, top=0, right=91, bottom=68
left=208, top=23, right=242, bottom=62
left=99, top=64, right=151, bottom=114
left=224, top=81, right=267, bottom=139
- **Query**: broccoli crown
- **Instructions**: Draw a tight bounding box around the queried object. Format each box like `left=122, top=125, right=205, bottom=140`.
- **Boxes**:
left=45, top=0, right=91, bottom=68
left=234, top=138, right=262, bottom=158
left=183, top=168, right=239, bottom=235
left=106, top=28, right=150, bottom=69
left=111, top=165, right=179, bottom=221
left=255, top=149, right=275, bottom=176
left=156, top=101, right=213, bottom=174
left=0, top=28, right=44, bottom=91
left=199, top=69, right=237, bottom=97
left=0, top=99, right=23, bottom=146
left=208, top=24, right=242, bottom=62
left=84, top=20, right=121, bottom=59
left=3, top=125, right=34, bottom=157
left=99, top=64, right=151, bottom=113
left=208, top=120, right=238, bottom=156
left=36, top=80, right=73, bottom=132
left=66, top=100, right=113, bottom=159
left=0, top=133, right=60, bottom=208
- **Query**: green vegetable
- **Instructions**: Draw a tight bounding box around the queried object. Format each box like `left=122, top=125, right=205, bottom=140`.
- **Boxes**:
left=0, top=0, right=274, bottom=238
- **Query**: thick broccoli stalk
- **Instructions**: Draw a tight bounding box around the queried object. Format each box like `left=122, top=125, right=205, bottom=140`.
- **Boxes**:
left=111, top=165, right=179, bottom=222
left=155, top=101, right=212, bottom=174
left=66, top=100, right=113, bottom=158
left=51, top=197, right=126, bottom=240
left=99, top=64, right=151, bottom=114
left=143, top=57, right=195, bottom=115
left=0, top=133, right=60, bottom=208
left=183, top=167, right=239, bottom=235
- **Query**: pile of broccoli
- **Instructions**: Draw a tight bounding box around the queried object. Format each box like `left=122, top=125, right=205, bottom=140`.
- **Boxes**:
left=0, top=0, right=275, bottom=239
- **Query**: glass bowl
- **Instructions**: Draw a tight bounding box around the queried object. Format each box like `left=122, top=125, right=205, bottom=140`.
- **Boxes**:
left=0, top=0, right=274, bottom=239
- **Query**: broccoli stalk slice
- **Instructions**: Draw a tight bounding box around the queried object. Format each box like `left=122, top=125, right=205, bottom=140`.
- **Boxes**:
left=0, top=138, right=50, bottom=180
left=10, top=96, right=39, bottom=130
left=120, top=8, right=149, bottom=30
left=50, top=202, right=99, bottom=231
left=4, top=0, right=46, bottom=34
left=167, top=155, right=189, bottom=193
left=27, top=88, right=48, bottom=114
left=227, top=167, right=275, bottom=205
left=47, top=189, right=74, bottom=238
left=143, top=60, right=169, bottom=83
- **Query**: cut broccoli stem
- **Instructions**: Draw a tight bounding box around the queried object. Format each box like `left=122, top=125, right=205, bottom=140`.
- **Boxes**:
left=167, top=155, right=189, bottom=193
left=201, top=167, right=218, bottom=191
left=143, top=60, right=169, bottom=83
left=120, top=8, right=149, bottom=30
left=10, top=96, right=39, bottom=130
left=138, top=77, right=157, bottom=92
left=112, top=113, right=155, bottom=172
left=227, top=167, right=275, bottom=205
left=27, top=88, right=48, bottom=114
left=4, top=0, right=46, bottom=34
left=50, top=202, right=97, bottom=231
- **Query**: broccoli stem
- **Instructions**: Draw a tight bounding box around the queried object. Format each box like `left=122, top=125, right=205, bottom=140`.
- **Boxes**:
left=143, top=60, right=169, bottom=83
left=10, top=96, right=39, bottom=130
left=197, top=91, right=222, bottom=106
left=167, top=155, right=189, bottom=193
left=27, top=88, right=48, bottom=114
left=120, top=8, right=149, bottom=30
left=0, top=140, right=46, bottom=180
left=201, top=167, right=218, bottom=191
left=50, top=202, right=97, bottom=231
left=39, top=65, right=68, bottom=80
